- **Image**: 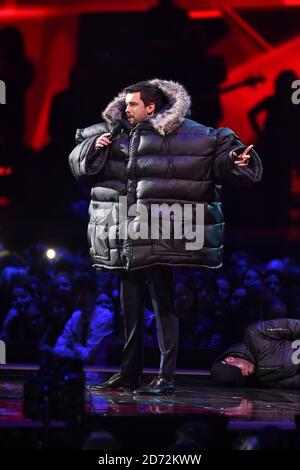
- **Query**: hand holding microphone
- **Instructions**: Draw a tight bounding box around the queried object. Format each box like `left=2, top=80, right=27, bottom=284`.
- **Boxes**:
left=95, top=123, right=123, bottom=150
left=95, top=133, right=112, bottom=149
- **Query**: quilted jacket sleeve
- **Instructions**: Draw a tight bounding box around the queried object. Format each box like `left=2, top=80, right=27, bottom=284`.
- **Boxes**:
left=68, top=122, right=109, bottom=183
left=212, top=127, right=263, bottom=186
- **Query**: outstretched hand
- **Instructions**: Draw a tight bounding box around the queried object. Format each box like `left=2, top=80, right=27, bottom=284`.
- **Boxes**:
left=232, top=144, right=254, bottom=167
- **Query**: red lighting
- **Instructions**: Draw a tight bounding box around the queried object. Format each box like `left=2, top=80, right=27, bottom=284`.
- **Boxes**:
left=0, top=198, right=10, bottom=206
left=0, top=2, right=152, bottom=19
left=0, top=167, right=14, bottom=176
left=188, top=9, right=222, bottom=20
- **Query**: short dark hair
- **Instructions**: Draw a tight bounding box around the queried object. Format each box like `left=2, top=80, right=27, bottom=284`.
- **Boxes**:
left=124, top=81, right=166, bottom=112
left=210, top=361, right=245, bottom=387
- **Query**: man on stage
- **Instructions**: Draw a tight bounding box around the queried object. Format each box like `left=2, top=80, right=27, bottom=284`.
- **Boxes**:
left=69, top=79, right=262, bottom=395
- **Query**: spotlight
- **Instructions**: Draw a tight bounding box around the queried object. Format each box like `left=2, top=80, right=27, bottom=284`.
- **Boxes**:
left=46, top=248, right=56, bottom=260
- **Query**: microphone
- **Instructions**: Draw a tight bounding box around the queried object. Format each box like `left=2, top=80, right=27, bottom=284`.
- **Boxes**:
left=94, top=123, right=122, bottom=151
left=109, top=122, right=123, bottom=140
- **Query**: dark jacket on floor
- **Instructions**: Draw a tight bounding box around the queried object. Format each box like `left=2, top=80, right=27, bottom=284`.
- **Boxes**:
left=214, top=319, right=300, bottom=389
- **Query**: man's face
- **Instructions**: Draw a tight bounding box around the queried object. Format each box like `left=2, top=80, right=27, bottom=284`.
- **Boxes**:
left=96, top=293, right=113, bottom=311
left=12, top=287, right=31, bottom=313
left=125, top=92, right=155, bottom=125
left=264, top=274, right=281, bottom=296
left=243, top=269, right=262, bottom=290
left=225, top=356, right=255, bottom=376
left=48, top=300, right=69, bottom=324
left=55, top=274, right=72, bottom=293
left=230, top=288, right=247, bottom=309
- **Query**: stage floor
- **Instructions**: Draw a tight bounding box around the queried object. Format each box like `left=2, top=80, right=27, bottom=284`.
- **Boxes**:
left=0, top=370, right=300, bottom=431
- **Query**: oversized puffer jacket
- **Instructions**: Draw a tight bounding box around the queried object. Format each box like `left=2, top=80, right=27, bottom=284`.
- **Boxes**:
left=69, top=79, right=262, bottom=271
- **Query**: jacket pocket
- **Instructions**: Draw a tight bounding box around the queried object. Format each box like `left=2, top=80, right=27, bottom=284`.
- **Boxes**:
left=88, top=223, right=110, bottom=260
left=88, top=201, right=114, bottom=260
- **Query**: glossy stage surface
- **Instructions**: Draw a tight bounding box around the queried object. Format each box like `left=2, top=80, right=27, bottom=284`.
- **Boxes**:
left=0, top=368, right=300, bottom=431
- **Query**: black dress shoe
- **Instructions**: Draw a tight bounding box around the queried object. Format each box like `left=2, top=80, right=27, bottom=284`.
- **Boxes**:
left=134, top=376, right=175, bottom=396
left=95, top=372, right=140, bottom=391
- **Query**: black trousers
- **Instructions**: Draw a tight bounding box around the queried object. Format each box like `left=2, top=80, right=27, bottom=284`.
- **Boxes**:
left=119, top=266, right=178, bottom=378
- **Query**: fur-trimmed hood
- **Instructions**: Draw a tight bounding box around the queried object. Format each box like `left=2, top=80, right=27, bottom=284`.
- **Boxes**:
left=102, top=79, right=191, bottom=135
